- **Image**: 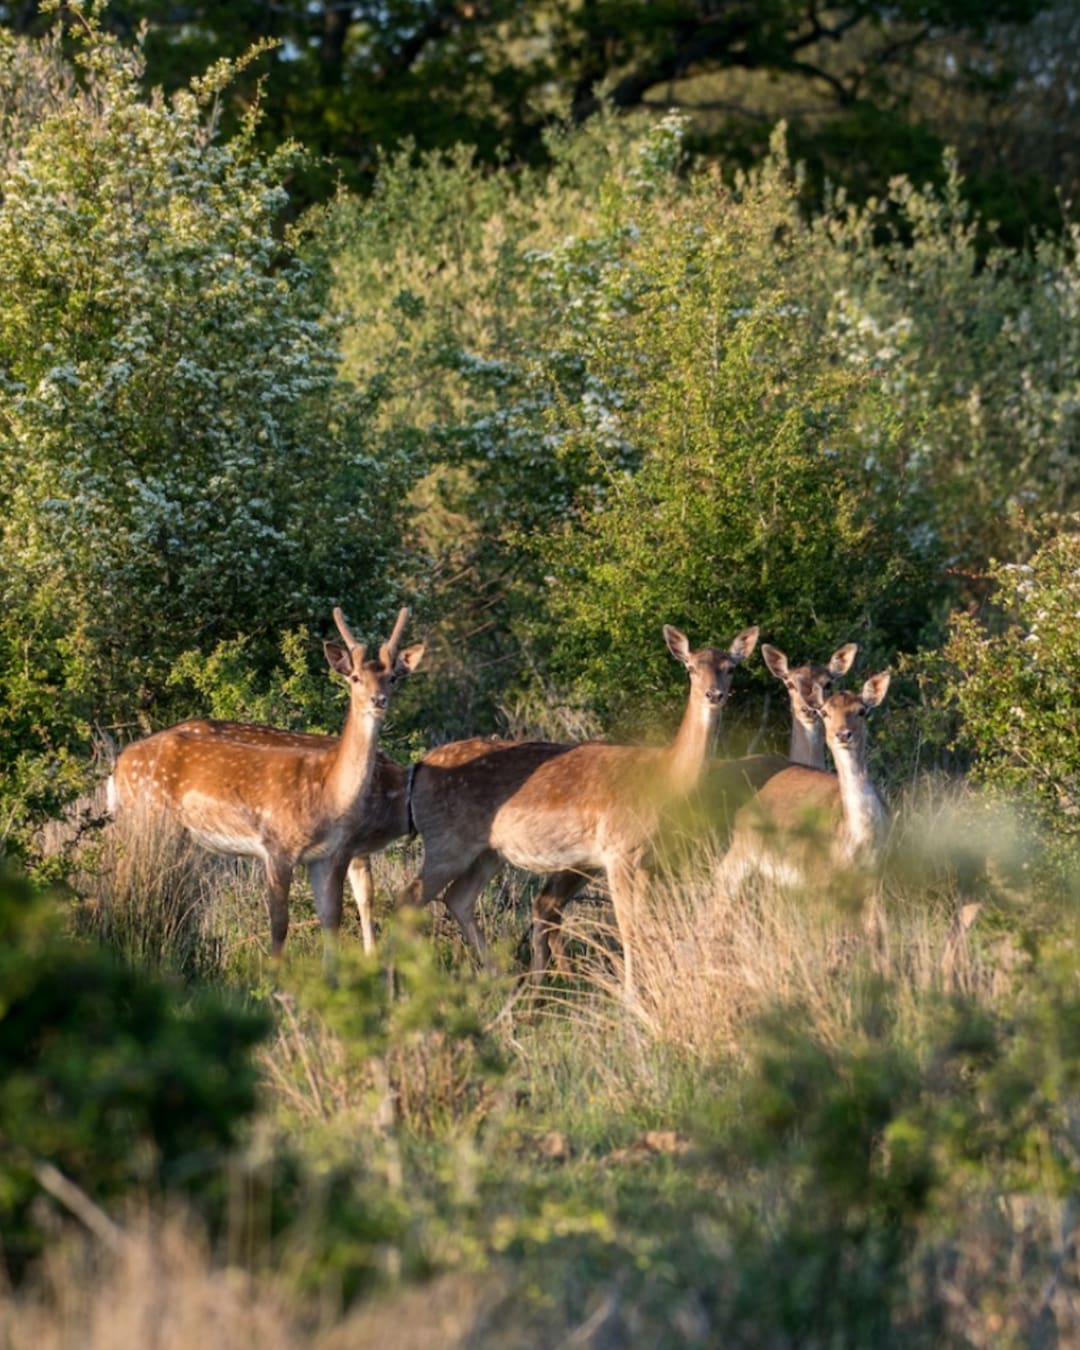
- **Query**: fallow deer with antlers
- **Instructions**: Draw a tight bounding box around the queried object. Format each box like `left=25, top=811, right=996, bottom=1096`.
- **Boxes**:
left=109, top=607, right=424, bottom=958
left=400, top=623, right=759, bottom=995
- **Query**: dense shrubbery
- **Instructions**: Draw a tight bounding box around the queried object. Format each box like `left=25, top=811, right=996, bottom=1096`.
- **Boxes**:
left=0, top=865, right=268, bottom=1274
left=0, top=8, right=420, bottom=845
left=329, top=116, right=1080, bottom=739
left=939, top=527, right=1080, bottom=855
left=710, top=945, right=1080, bottom=1343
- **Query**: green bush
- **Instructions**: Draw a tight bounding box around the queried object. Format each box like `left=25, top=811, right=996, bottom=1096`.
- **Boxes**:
left=0, top=8, right=419, bottom=844
left=327, top=114, right=1080, bottom=740
left=0, top=865, right=269, bottom=1277
left=261, top=914, right=510, bottom=1298
left=706, top=941, right=1080, bottom=1345
left=940, top=527, right=1080, bottom=860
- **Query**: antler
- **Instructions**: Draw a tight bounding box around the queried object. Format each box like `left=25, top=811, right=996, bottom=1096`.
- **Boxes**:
left=332, top=606, right=364, bottom=662
left=379, top=606, right=410, bottom=668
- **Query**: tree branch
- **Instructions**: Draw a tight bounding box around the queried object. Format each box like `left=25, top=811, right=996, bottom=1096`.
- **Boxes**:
left=33, top=1160, right=129, bottom=1252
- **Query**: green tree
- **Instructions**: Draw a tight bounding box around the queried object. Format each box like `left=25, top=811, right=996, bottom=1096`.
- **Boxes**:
left=522, top=134, right=935, bottom=730
left=328, top=117, right=1079, bottom=739
left=2, top=2, right=1067, bottom=232
left=818, top=166, right=1080, bottom=572
left=346, top=121, right=939, bottom=733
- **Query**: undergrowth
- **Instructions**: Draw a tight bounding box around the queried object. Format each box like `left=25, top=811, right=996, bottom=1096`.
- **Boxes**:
left=4, top=784, right=1077, bottom=1347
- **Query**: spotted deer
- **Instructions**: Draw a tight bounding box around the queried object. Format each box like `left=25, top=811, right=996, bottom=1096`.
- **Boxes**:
left=109, top=607, right=424, bottom=958
left=714, top=671, right=891, bottom=895
left=761, top=642, right=858, bottom=768
left=400, top=624, right=759, bottom=995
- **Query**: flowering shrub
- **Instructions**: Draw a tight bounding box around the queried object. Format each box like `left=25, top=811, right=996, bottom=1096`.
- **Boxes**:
left=0, top=8, right=418, bottom=840
left=942, top=527, right=1080, bottom=849
left=330, top=115, right=1080, bottom=739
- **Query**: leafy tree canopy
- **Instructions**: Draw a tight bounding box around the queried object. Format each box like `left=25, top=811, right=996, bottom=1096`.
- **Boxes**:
left=2, top=0, right=1071, bottom=234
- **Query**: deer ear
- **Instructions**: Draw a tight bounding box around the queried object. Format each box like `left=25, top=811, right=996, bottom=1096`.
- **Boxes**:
left=761, top=644, right=789, bottom=680
left=829, top=643, right=858, bottom=676
left=861, top=670, right=891, bottom=709
left=727, top=626, right=760, bottom=664
left=394, top=642, right=425, bottom=677
left=324, top=641, right=353, bottom=678
left=663, top=625, right=692, bottom=665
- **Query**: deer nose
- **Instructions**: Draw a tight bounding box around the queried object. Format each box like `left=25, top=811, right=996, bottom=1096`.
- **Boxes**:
left=706, top=688, right=726, bottom=706
left=834, top=728, right=853, bottom=745
left=372, top=692, right=389, bottom=711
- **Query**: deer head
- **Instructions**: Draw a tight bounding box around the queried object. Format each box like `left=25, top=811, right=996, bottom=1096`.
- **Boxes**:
left=663, top=624, right=760, bottom=708
left=324, top=605, right=425, bottom=719
left=761, top=642, right=858, bottom=736
left=813, top=671, right=890, bottom=760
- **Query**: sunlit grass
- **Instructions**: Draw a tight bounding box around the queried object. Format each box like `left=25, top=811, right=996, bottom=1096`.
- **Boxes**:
left=29, top=771, right=1077, bottom=1346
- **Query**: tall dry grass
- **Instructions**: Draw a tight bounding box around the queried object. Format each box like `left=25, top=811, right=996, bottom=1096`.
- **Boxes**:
left=0, top=1209, right=523, bottom=1350
left=0, top=1213, right=307, bottom=1350
left=73, top=805, right=233, bottom=978
left=72, top=771, right=1034, bottom=1071
left=71, top=805, right=402, bottom=979
left=503, top=776, right=1035, bottom=1126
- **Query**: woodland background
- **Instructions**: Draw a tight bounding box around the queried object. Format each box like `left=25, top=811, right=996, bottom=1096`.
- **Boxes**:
left=0, top=4, right=1078, bottom=1346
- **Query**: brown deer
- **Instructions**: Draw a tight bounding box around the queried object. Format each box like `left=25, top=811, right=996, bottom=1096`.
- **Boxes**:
left=528, top=637, right=850, bottom=977
left=400, top=624, right=759, bottom=995
left=109, top=607, right=424, bottom=958
left=530, top=750, right=791, bottom=978
left=761, top=642, right=858, bottom=768
left=714, top=671, right=891, bottom=895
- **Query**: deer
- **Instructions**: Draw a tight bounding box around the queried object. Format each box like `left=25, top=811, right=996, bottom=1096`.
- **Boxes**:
left=527, top=637, right=854, bottom=977
left=714, top=671, right=891, bottom=897
left=527, top=746, right=791, bottom=979
left=399, top=623, right=759, bottom=996
left=108, top=607, right=424, bottom=959
left=760, top=642, right=859, bottom=768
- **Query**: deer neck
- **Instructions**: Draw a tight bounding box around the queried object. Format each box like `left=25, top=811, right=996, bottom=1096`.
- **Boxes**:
left=790, top=718, right=826, bottom=769
left=324, top=701, right=381, bottom=814
left=832, top=746, right=886, bottom=857
left=665, top=694, right=721, bottom=796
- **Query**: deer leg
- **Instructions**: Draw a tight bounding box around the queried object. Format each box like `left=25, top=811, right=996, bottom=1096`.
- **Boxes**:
left=531, top=870, right=586, bottom=978
left=265, top=855, right=295, bottom=959
left=442, top=851, right=501, bottom=961
left=399, top=844, right=485, bottom=909
left=309, top=856, right=349, bottom=980
left=346, top=855, right=376, bottom=953
left=605, top=853, right=648, bottom=1000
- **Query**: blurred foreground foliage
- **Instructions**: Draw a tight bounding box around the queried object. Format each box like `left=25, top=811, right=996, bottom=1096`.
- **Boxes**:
left=0, top=866, right=269, bottom=1275
left=2, top=838, right=1078, bottom=1343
